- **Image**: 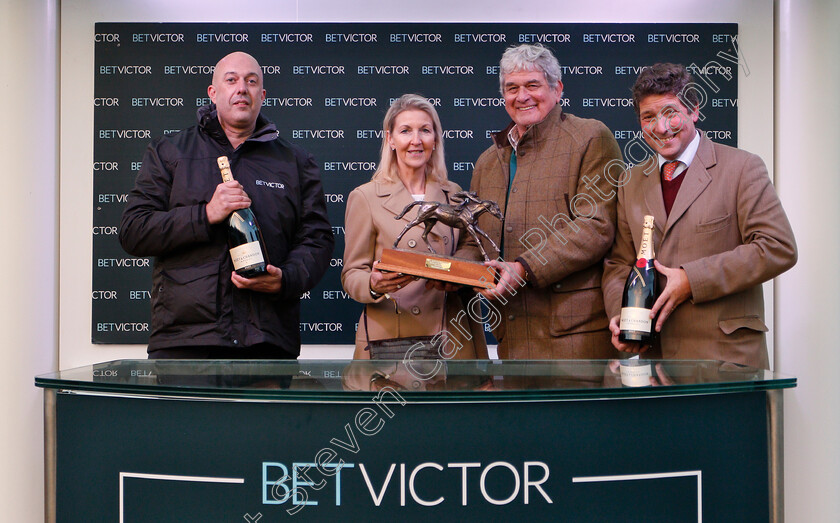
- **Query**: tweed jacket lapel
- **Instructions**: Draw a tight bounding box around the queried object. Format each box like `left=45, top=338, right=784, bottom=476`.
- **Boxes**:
left=639, top=155, right=668, bottom=240
left=663, top=133, right=716, bottom=237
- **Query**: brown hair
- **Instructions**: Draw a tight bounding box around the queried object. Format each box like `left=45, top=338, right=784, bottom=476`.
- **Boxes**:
left=631, top=62, right=699, bottom=116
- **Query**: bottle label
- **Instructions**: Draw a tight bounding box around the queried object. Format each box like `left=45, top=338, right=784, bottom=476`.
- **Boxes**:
left=230, top=241, right=264, bottom=270
left=620, top=307, right=652, bottom=332
left=636, top=215, right=655, bottom=260
left=619, top=360, right=653, bottom=387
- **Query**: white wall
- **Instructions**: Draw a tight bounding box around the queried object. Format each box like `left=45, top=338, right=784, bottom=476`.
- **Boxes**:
left=3, top=0, right=825, bottom=521
left=0, top=0, right=59, bottom=520
left=775, top=0, right=840, bottom=521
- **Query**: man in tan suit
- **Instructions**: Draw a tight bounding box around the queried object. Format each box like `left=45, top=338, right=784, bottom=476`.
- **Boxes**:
left=458, top=44, right=622, bottom=359
left=602, top=63, right=797, bottom=368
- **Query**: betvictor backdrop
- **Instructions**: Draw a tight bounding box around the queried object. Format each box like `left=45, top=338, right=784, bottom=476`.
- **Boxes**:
left=92, top=22, right=739, bottom=344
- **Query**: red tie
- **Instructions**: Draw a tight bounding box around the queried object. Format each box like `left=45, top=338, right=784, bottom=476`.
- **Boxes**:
left=662, top=161, right=680, bottom=182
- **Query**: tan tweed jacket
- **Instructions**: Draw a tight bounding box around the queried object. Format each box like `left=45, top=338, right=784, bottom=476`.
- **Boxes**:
left=457, top=105, right=622, bottom=359
left=602, top=133, right=797, bottom=368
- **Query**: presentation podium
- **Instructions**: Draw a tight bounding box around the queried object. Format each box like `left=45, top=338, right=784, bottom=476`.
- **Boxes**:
left=37, top=359, right=793, bottom=522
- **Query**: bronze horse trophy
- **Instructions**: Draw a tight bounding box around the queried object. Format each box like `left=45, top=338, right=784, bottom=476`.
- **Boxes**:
left=392, top=191, right=502, bottom=261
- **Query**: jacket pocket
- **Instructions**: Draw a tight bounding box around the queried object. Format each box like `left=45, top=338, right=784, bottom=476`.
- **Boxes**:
left=696, top=213, right=732, bottom=234
left=154, top=261, right=220, bottom=326
left=718, top=316, right=768, bottom=335
left=549, top=284, right=608, bottom=336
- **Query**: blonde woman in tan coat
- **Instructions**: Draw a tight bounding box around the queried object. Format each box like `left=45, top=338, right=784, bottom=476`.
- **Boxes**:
left=341, top=94, right=488, bottom=360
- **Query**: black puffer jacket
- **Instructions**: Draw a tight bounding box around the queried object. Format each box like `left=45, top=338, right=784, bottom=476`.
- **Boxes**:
left=119, top=104, right=334, bottom=354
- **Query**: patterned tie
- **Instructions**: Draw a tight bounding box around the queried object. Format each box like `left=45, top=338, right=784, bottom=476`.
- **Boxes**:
left=662, top=161, right=680, bottom=182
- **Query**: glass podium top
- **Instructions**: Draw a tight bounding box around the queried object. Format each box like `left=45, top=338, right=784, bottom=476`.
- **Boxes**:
left=36, top=359, right=795, bottom=403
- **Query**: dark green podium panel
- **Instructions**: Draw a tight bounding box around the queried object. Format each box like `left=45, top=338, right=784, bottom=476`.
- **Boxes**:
left=37, top=359, right=794, bottom=522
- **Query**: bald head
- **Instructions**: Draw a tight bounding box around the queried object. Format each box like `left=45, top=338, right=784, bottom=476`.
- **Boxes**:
left=212, top=51, right=263, bottom=87
left=207, top=51, right=266, bottom=146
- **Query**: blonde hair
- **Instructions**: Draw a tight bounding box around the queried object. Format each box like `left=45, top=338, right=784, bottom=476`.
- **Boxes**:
left=371, top=94, right=448, bottom=184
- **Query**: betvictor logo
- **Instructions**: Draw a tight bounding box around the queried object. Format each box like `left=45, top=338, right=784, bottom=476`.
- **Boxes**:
left=256, top=180, right=285, bottom=190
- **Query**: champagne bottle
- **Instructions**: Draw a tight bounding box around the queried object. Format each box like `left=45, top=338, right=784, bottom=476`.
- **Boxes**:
left=217, top=156, right=269, bottom=278
left=619, top=215, right=658, bottom=343
left=618, top=215, right=657, bottom=387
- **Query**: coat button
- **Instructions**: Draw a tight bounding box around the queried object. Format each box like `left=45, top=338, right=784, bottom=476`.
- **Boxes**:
left=443, top=236, right=449, bottom=244
left=408, top=239, right=417, bottom=248
left=511, top=187, right=518, bottom=193
left=233, top=339, right=239, bottom=345
left=411, top=306, right=421, bottom=315
left=553, top=283, right=562, bottom=290
left=506, top=226, right=513, bottom=233
left=508, top=314, right=515, bottom=321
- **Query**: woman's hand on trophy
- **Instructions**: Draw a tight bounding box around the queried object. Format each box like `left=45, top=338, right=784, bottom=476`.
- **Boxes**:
left=370, top=261, right=415, bottom=295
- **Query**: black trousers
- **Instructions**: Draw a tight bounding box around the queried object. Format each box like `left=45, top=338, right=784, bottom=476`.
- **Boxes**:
left=148, top=343, right=296, bottom=360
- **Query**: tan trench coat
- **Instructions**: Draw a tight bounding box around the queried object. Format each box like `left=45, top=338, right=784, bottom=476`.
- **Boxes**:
left=342, top=177, right=488, bottom=360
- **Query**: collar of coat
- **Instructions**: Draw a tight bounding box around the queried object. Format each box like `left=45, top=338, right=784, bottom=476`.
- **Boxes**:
left=196, top=103, right=279, bottom=147
left=489, top=104, right=567, bottom=149
left=639, top=130, right=718, bottom=177
left=374, top=177, right=454, bottom=219
left=639, top=130, right=720, bottom=237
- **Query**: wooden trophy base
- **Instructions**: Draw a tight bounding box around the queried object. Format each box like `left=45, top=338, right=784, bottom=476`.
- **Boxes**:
left=377, top=248, right=497, bottom=289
